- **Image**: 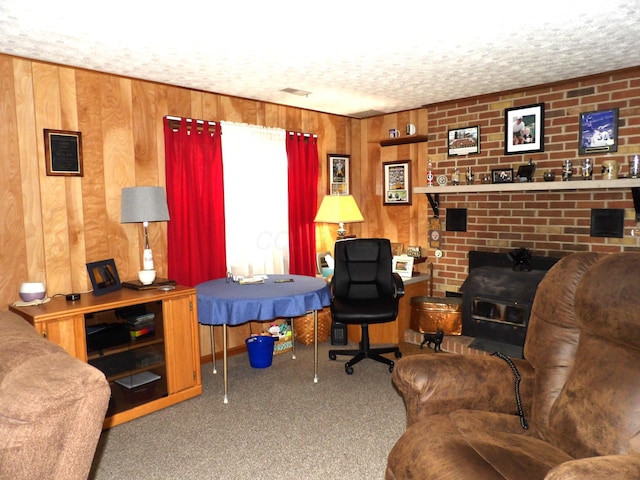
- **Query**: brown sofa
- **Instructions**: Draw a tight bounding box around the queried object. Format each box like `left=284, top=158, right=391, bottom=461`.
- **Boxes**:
left=0, top=309, right=110, bottom=480
left=387, top=252, right=640, bottom=479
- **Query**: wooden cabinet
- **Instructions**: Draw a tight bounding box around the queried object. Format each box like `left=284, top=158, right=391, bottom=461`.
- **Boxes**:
left=10, top=286, right=202, bottom=428
left=347, top=275, right=430, bottom=344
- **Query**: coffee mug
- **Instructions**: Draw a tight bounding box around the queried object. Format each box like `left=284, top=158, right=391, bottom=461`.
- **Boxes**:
left=406, top=124, right=416, bottom=136
left=389, top=129, right=401, bottom=138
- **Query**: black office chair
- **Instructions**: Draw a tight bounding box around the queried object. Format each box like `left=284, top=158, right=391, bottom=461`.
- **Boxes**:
left=328, top=238, right=405, bottom=374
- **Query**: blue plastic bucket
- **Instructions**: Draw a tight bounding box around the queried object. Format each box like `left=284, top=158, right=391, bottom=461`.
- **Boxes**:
left=245, top=335, right=275, bottom=368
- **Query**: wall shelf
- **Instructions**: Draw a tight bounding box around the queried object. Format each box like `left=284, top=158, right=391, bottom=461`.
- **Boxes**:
left=414, top=178, right=640, bottom=194
left=379, top=135, right=429, bottom=147
left=415, top=178, right=640, bottom=218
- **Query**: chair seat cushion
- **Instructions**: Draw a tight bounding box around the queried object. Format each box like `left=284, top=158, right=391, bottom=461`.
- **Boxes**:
left=331, top=297, right=397, bottom=324
left=387, top=411, right=573, bottom=480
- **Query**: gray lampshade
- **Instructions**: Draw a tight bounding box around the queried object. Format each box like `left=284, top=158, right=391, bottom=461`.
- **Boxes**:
left=121, top=186, right=170, bottom=223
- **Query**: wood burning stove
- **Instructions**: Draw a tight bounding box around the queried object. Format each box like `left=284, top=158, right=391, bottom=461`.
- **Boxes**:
left=460, top=251, right=559, bottom=357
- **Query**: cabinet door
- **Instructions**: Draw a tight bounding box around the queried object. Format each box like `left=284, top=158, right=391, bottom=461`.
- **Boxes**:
left=163, top=294, right=201, bottom=393
left=35, top=314, right=87, bottom=361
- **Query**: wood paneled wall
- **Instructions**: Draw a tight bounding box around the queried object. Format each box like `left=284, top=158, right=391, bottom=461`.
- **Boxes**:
left=0, top=54, right=356, bottom=357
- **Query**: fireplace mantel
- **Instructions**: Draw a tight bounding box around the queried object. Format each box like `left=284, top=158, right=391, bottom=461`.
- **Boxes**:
left=414, top=177, right=640, bottom=194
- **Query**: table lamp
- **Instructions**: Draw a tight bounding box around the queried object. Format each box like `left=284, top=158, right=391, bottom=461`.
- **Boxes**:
left=313, top=194, right=364, bottom=239
left=121, top=186, right=170, bottom=273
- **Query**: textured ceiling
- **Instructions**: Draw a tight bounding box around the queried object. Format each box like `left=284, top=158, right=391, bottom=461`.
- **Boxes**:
left=2, top=1, right=640, bottom=118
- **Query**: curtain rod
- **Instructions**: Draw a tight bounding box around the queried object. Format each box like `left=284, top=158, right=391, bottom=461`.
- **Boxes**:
left=288, top=131, right=318, bottom=138
left=165, top=115, right=216, bottom=125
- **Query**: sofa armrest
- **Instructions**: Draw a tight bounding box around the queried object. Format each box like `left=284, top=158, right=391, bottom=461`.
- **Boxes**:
left=392, top=353, right=534, bottom=427
left=545, top=454, right=640, bottom=479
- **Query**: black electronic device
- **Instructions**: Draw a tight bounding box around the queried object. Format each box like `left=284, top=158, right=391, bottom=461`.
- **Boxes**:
left=331, top=321, right=348, bottom=345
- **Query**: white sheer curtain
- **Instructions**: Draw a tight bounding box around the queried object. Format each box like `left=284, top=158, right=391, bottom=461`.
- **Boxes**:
left=221, top=122, right=289, bottom=276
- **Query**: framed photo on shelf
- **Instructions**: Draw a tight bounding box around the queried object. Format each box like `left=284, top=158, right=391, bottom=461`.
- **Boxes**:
left=383, top=160, right=412, bottom=206
left=492, top=168, right=514, bottom=184
left=504, top=103, right=544, bottom=155
left=86, top=258, right=122, bottom=296
left=448, top=125, right=480, bottom=156
left=44, top=129, right=83, bottom=176
left=578, top=108, right=619, bottom=155
left=328, top=154, right=350, bottom=195
left=392, top=255, right=414, bottom=279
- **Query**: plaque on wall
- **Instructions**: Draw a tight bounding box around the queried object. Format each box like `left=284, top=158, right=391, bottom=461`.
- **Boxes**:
left=44, top=129, right=83, bottom=177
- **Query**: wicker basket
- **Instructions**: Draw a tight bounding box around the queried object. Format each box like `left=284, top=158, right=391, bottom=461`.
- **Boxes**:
left=294, top=308, right=331, bottom=345
left=273, top=334, right=293, bottom=355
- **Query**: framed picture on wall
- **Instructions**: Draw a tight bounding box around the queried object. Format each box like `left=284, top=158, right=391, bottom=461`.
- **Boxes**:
left=448, top=125, right=480, bottom=156
left=504, top=103, right=544, bottom=155
left=328, top=154, right=350, bottom=195
left=383, top=160, right=412, bottom=206
left=578, top=108, right=619, bottom=154
left=44, top=129, right=84, bottom=176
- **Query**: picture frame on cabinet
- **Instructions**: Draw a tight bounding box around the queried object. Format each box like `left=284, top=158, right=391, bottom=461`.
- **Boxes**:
left=448, top=125, right=480, bottom=156
left=392, top=255, right=414, bottom=279
left=578, top=108, right=619, bottom=155
left=504, top=103, right=544, bottom=155
left=383, top=160, right=412, bottom=206
left=44, top=129, right=84, bottom=176
left=491, top=168, right=514, bottom=184
left=328, top=154, right=350, bottom=195
left=86, top=258, right=122, bottom=296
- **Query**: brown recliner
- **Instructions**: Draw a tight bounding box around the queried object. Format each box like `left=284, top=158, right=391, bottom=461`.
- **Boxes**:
left=386, top=252, right=640, bottom=480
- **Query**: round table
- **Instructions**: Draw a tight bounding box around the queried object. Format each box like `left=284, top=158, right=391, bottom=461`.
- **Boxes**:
left=196, top=274, right=331, bottom=402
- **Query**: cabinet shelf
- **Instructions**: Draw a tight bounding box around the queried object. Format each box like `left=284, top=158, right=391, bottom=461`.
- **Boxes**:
left=379, top=134, right=429, bottom=147
left=9, top=285, right=201, bottom=428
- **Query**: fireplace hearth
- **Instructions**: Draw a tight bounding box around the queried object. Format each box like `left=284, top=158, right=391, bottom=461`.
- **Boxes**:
left=460, top=251, right=559, bottom=358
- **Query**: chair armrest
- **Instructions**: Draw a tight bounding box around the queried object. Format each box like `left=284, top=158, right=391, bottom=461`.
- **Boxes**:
left=392, top=353, right=534, bottom=427
left=545, top=454, right=640, bottom=479
left=392, top=273, right=405, bottom=297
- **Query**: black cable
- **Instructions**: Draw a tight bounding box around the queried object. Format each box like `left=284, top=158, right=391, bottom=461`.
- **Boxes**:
left=491, top=351, right=529, bottom=430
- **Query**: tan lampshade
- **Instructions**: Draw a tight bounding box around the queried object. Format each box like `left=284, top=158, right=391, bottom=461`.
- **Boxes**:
left=314, top=195, right=364, bottom=238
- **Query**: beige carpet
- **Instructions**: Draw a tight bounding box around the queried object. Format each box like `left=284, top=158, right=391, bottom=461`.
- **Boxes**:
left=89, top=341, right=432, bottom=480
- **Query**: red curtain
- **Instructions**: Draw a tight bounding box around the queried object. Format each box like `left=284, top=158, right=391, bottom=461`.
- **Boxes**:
left=163, top=117, right=227, bottom=286
left=286, top=132, right=318, bottom=276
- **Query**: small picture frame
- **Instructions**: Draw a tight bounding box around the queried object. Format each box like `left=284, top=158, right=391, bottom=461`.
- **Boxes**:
left=383, top=160, right=412, bottom=206
left=390, top=243, right=404, bottom=256
left=44, top=129, right=83, bottom=176
left=392, top=255, right=414, bottom=279
left=328, top=154, right=350, bottom=195
left=504, top=103, right=544, bottom=155
left=406, top=246, right=422, bottom=258
left=448, top=126, right=480, bottom=156
left=316, top=251, right=331, bottom=275
left=492, top=168, right=514, bottom=184
left=578, top=108, right=619, bottom=155
left=86, top=259, right=122, bottom=296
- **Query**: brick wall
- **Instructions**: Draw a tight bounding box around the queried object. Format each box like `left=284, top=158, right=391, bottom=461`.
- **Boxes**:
left=424, top=67, right=640, bottom=294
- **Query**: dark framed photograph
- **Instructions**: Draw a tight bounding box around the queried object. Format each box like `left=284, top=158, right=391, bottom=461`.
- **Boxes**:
left=86, top=259, right=122, bottom=296
left=383, top=160, right=412, bottom=206
left=448, top=126, right=480, bottom=156
left=578, top=108, right=619, bottom=155
left=504, top=103, right=544, bottom=155
left=44, top=129, right=83, bottom=176
left=492, top=168, right=514, bottom=184
left=328, top=154, right=350, bottom=195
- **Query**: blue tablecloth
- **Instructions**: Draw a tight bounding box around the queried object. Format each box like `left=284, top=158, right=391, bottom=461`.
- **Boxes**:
left=196, top=274, right=331, bottom=326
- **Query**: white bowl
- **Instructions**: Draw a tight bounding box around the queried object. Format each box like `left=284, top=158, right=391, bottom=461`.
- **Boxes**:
left=138, top=270, right=156, bottom=285
left=19, top=282, right=46, bottom=301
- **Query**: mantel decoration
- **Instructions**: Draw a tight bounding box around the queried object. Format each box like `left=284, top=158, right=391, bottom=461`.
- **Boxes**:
left=383, top=160, right=412, bottom=205
left=328, top=154, right=350, bottom=195
left=44, top=129, right=83, bottom=176
left=448, top=125, right=480, bottom=156
left=504, top=103, right=544, bottom=155
left=578, top=108, right=618, bottom=155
